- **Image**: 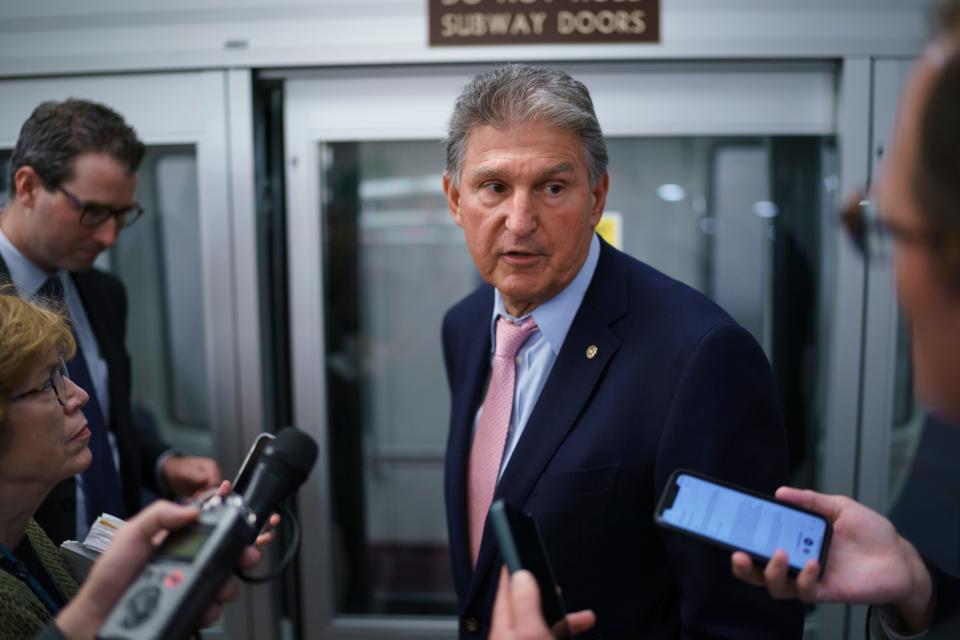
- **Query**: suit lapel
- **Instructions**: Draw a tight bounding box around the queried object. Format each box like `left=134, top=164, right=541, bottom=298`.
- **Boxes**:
left=466, top=241, right=630, bottom=605
left=70, top=271, right=112, bottom=356
left=446, top=289, right=495, bottom=602
left=0, top=253, right=12, bottom=287
left=69, top=270, right=143, bottom=516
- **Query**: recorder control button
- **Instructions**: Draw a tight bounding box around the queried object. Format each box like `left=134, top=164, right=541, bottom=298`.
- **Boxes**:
left=122, top=585, right=161, bottom=628
left=164, top=569, right=185, bottom=588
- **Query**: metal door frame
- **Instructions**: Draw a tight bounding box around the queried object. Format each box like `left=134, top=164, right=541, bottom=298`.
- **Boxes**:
left=280, top=60, right=868, bottom=640
left=0, top=70, right=275, bottom=640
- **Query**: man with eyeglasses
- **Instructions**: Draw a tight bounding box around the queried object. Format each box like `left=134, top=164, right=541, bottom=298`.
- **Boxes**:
left=729, top=17, right=960, bottom=637
left=0, top=98, right=221, bottom=546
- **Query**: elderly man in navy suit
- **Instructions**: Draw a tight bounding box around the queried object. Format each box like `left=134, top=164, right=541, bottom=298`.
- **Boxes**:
left=440, top=64, right=803, bottom=639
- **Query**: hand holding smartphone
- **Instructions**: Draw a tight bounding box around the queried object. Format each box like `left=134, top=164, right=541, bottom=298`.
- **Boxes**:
left=489, top=500, right=572, bottom=638
left=654, top=469, right=831, bottom=575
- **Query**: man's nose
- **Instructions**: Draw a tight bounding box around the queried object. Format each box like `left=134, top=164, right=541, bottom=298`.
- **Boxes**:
left=92, top=216, right=121, bottom=247
left=504, top=191, right=538, bottom=236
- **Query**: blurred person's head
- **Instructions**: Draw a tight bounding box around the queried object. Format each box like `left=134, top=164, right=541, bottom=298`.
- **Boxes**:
left=0, top=293, right=91, bottom=487
left=875, top=28, right=960, bottom=421
left=2, top=99, right=145, bottom=272
left=442, top=64, right=609, bottom=316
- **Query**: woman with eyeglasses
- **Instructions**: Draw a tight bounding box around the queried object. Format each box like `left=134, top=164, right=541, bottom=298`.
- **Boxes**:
left=0, top=293, right=258, bottom=639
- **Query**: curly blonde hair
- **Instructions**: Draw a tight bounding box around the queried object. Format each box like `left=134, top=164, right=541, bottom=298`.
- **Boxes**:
left=0, top=292, right=76, bottom=423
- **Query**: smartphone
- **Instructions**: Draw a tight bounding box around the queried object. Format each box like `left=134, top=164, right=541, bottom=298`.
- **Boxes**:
left=654, top=469, right=831, bottom=574
left=232, top=433, right=276, bottom=495
left=489, top=500, right=570, bottom=637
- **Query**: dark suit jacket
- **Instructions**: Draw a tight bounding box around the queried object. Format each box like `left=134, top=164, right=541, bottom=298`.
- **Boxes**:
left=926, top=561, right=960, bottom=638
left=0, top=255, right=168, bottom=544
left=866, top=561, right=960, bottom=638
left=442, top=239, right=804, bottom=639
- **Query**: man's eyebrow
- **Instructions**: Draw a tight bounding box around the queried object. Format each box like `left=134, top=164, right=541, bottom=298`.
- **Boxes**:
left=537, top=162, right=576, bottom=180
left=543, top=162, right=575, bottom=175
left=468, top=162, right=576, bottom=181
left=470, top=166, right=504, bottom=181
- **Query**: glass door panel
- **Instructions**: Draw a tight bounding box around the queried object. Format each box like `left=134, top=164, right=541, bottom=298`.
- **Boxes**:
left=283, top=63, right=853, bottom=639
left=0, top=71, right=273, bottom=640
left=110, top=145, right=212, bottom=457
left=0, top=151, right=10, bottom=199
left=322, top=140, right=472, bottom=615
left=313, top=133, right=837, bottom=625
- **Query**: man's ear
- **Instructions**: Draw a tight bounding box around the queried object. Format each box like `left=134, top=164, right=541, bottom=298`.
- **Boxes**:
left=589, top=173, right=610, bottom=228
left=13, top=166, right=43, bottom=209
left=442, top=171, right=464, bottom=228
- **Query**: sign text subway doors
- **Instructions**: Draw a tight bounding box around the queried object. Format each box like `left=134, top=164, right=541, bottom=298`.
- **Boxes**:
left=429, top=0, right=659, bottom=45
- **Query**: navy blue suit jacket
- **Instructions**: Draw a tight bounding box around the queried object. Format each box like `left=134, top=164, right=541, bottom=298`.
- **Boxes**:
left=926, top=561, right=960, bottom=637
left=442, top=239, right=804, bottom=638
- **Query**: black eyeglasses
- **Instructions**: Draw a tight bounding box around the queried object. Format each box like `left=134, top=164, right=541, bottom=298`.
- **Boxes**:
left=10, top=358, right=70, bottom=406
left=59, top=186, right=144, bottom=229
left=839, top=191, right=960, bottom=262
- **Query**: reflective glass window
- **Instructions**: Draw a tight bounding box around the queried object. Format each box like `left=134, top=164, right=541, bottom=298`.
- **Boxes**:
left=110, top=146, right=212, bottom=455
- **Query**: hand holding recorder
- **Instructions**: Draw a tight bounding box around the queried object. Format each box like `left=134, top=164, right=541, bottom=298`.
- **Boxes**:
left=53, top=500, right=261, bottom=640
left=97, top=428, right=317, bottom=640
left=730, top=487, right=934, bottom=635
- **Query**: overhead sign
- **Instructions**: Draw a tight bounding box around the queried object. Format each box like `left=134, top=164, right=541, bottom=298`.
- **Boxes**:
left=429, top=0, right=660, bottom=46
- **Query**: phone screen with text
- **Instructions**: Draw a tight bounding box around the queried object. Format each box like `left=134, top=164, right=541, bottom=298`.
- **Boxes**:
left=661, top=474, right=826, bottom=570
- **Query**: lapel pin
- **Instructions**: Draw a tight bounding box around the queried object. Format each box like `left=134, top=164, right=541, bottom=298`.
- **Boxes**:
left=586, top=345, right=598, bottom=359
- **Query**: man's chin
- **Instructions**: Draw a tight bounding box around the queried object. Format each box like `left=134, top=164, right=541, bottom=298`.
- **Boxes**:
left=64, top=255, right=100, bottom=272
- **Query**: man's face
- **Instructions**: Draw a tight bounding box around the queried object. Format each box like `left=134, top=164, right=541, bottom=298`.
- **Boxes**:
left=876, top=45, right=960, bottom=422
left=19, top=152, right=137, bottom=272
left=443, top=121, right=608, bottom=317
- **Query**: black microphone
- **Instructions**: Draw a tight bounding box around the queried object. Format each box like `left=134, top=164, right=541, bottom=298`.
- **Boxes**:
left=242, top=428, right=317, bottom=526
left=99, top=428, right=318, bottom=640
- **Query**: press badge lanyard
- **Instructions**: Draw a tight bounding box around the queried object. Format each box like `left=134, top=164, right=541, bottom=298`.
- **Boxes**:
left=0, top=540, right=63, bottom=615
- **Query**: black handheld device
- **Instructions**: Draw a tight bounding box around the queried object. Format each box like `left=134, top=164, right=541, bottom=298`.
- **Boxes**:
left=489, top=500, right=570, bottom=637
left=99, top=428, right=318, bottom=639
left=654, top=469, right=831, bottom=575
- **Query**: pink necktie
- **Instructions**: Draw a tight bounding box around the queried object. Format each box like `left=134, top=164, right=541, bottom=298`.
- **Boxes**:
left=468, top=315, right=538, bottom=567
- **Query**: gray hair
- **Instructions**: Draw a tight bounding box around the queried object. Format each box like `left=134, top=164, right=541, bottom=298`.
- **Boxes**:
left=445, top=64, right=608, bottom=186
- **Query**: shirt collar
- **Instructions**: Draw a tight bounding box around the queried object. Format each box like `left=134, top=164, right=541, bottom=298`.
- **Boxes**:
left=0, top=225, right=59, bottom=295
left=490, top=233, right=601, bottom=355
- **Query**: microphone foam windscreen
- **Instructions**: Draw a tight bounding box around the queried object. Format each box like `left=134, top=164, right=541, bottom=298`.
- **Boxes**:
left=269, top=428, right=319, bottom=476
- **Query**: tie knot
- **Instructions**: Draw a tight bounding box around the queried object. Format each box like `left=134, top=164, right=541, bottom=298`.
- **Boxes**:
left=494, top=316, right=538, bottom=358
left=36, top=275, right=65, bottom=305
